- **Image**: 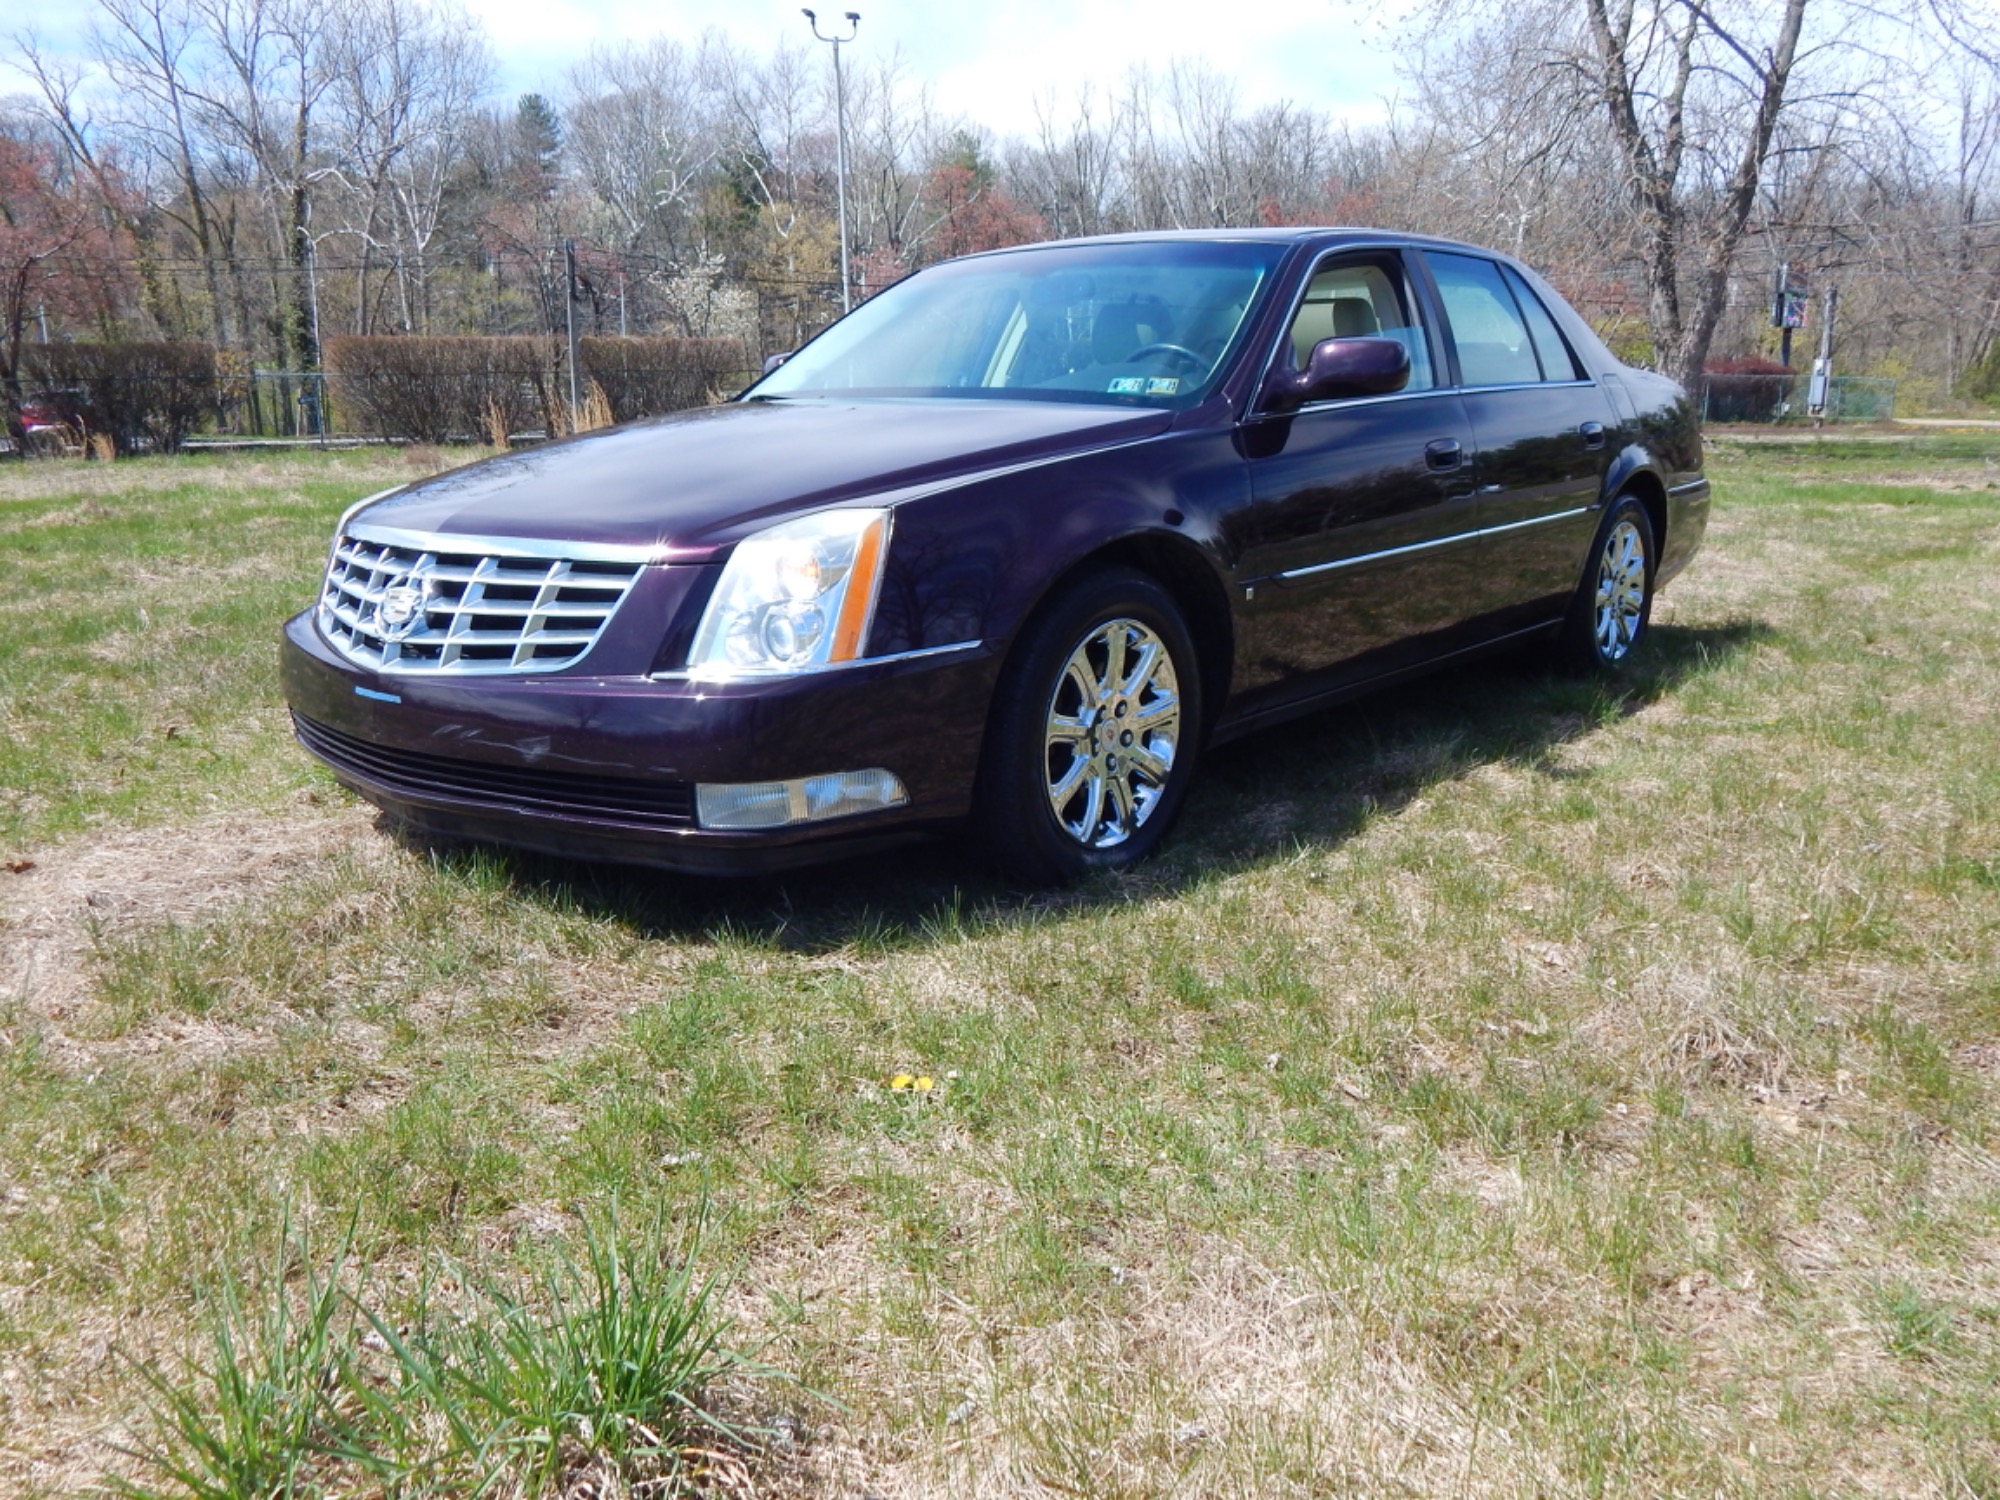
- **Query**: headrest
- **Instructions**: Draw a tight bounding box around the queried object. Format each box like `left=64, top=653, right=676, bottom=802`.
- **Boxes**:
left=1330, top=297, right=1380, bottom=337
left=1093, top=303, right=1158, bottom=363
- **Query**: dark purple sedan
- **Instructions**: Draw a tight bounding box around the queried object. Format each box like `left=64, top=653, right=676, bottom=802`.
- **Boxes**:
left=282, top=229, right=1709, bottom=883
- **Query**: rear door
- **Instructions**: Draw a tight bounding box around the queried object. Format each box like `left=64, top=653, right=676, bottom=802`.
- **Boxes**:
left=1231, top=249, right=1480, bottom=705
left=1420, top=250, right=1617, bottom=631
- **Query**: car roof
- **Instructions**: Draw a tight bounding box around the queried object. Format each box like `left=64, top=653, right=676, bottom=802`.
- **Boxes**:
left=962, top=227, right=1498, bottom=257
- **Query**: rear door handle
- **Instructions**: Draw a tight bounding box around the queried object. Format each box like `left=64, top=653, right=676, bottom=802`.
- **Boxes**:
left=1579, top=421, right=1606, bottom=450
left=1425, top=438, right=1463, bottom=471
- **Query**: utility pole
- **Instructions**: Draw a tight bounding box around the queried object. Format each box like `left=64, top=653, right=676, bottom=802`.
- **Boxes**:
left=803, top=9, right=860, bottom=314
left=564, top=239, right=581, bottom=433
left=1807, top=286, right=1838, bottom=426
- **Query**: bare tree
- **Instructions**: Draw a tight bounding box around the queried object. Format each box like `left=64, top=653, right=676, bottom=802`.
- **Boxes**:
left=564, top=39, right=714, bottom=261
left=1012, top=86, right=1122, bottom=238
left=47, top=0, right=235, bottom=344
left=323, top=0, right=490, bottom=335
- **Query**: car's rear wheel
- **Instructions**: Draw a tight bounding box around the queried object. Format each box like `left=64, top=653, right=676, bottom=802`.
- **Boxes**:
left=978, top=568, right=1203, bottom=885
left=1561, top=496, right=1656, bottom=672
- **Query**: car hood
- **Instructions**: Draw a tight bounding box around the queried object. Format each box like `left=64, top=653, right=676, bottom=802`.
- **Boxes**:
left=353, top=397, right=1173, bottom=559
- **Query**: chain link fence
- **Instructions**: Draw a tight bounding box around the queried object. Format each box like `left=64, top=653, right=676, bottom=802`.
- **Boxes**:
left=229, top=370, right=334, bottom=439
left=1701, top=373, right=1897, bottom=424
left=11, top=353, right=754, bottom=452
left=15, top=360, right=1904, bottom=451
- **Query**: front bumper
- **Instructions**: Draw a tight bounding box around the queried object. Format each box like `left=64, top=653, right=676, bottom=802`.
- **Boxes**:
left=280, top=609, right=998, bottom=874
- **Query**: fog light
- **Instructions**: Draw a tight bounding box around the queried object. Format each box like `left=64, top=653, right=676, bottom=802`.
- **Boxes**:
left=695, top=769, right=908, bottom=830
left=693, top=780, right=794, bottom=830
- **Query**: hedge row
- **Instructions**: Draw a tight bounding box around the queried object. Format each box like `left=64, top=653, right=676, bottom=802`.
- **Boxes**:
left=578, top=337, right=752, bottom=423
left=323, top=336, right=551, bottom=445
left=15, top=343, right=218, bottom=454
left=323, top=336, right=752, bottom=443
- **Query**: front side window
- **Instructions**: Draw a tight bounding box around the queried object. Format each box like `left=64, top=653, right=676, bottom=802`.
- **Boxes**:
left=751, top=242, right=1283, bottom=408
left=1283, top=256, right=1435, bottom=393
left=1427, top=252, right=1543, bottom=388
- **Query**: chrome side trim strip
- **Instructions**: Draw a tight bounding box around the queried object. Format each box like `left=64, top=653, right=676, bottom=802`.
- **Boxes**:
left=1275, top=387, right=1464, bottom=418
left=1276, top=530, right=1479, bottom=580
left=1668, top=478, right=1711, bottom=496
left=1454, top=379, right=1598, bottom=394
left=649, top=639, right=984, bottom=683
left=1273, top=378, right=1603, bottom=420
left=346, top=522, right=664, bottom=565
left=1476, top=504, right=1594, bottom=538
left=1273, top=505, right=1595, bottom=582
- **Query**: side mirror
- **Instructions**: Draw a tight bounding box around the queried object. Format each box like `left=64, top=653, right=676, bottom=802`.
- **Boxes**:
left=1262, top=336, right=1411, bottom=412
left=761, top=352, right=793, bottom=376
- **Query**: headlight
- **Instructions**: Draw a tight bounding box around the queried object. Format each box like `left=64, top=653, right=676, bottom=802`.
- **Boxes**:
left=687, top=509, right=891, bottom=677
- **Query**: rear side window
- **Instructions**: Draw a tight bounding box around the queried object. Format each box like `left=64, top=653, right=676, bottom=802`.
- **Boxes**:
left=1427, top=252, right=1542, bottom=388
left=1502, top=265, right=1583, bottom=381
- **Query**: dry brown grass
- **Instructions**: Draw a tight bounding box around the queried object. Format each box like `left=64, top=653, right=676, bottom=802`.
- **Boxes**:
left=0, top=437, right=1996, bottom=1497
left=483, top=395, right=514, bottom=450
left=578, top=380, right=616, bottom=433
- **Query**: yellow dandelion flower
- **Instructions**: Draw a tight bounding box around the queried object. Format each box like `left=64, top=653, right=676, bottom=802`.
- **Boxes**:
left=914, top=1076, right=935, bottom=1091
left=890, top=1074, right=915, bottom=1091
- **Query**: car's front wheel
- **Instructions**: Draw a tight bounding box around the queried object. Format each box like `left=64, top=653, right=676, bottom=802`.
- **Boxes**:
left=978, top=568, right=1203, bottom=885
left=1561, top=496, right=1656, bottom=672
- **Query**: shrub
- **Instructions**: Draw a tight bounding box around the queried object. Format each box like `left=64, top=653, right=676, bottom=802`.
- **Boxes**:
left=325, top=336, right=556, bottom=443
left=1703, top=356, right=1795, bottom=423
left=580, top=336, right=755, bottom=422
left=1961, top=341, right=2000, bottom=405
left=21, top=342, right=219, bottom=454
left=322, top=335, right=752, bottom=442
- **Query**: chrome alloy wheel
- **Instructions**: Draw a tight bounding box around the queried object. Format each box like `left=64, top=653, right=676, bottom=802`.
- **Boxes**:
left=1043, top=617, right=1182, bottom=848
left=1593, top=518, right=1649, bottom=662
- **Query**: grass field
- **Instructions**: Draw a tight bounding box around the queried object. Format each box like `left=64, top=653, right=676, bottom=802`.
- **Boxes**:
left=1, top=432, right=1997, bottom=1498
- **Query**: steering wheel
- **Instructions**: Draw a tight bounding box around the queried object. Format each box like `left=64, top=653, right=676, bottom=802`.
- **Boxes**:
left=1127, top=342, right=1207, bottom=372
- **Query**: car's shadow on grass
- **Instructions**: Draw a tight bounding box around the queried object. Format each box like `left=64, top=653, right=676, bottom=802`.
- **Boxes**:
left=393, top=620, right=1772, bottom=951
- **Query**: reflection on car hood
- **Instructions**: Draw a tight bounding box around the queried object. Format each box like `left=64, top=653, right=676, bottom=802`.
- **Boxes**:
left=355, top=397, right=1173, bottom=558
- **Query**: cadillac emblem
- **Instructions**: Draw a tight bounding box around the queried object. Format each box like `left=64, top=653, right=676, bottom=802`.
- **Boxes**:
left=375, top=572, right=428, bottom=640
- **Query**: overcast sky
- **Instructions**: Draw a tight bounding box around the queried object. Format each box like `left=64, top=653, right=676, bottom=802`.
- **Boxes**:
left=7, top=0, right=1416, bottom=137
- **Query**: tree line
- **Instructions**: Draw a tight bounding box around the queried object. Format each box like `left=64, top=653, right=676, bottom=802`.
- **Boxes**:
left=4, top=0, right=1997, bottom=415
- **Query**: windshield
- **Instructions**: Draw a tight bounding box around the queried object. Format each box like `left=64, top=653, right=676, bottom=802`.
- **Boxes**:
left=750, top=241, right=1284, bottom=407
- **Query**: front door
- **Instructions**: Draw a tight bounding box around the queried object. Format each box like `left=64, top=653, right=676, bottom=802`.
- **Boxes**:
left=1230, top=250, right=1481, bottom=707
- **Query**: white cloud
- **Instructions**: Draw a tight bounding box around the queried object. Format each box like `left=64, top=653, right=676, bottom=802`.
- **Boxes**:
left=473, top=0, right=1409, bottom=134
left=4, top=0, right=1413, bottom=139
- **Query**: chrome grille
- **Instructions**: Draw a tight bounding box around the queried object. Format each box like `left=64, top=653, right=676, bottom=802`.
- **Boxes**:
left=317, top=529, right=646, bottom=674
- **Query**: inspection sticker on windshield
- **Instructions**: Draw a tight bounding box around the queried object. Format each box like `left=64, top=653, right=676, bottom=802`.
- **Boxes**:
left=1107, top=377, right=1145, bottom=394
left=1145, top=378, right=1181, bottom=395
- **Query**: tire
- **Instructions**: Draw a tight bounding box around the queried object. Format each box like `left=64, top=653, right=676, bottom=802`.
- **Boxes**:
left=977, top=567, right=1204, bottom=885
left=1559, top=495, right=1656, bottom=673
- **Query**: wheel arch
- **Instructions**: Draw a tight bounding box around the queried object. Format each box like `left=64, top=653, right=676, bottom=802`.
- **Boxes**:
left=1605, top=458, right=1668, bottom=558
left=1001, top=530, right=1236, bottom=740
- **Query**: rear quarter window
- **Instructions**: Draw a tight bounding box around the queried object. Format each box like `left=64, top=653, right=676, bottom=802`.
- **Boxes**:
left=1502, top=265, right=1584, bottom=382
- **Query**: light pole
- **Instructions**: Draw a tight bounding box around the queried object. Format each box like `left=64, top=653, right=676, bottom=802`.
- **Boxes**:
left=803, top=8, right=859, bottom=314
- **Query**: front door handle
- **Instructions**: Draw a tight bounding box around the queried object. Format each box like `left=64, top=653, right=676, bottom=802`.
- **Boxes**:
left=1579, top=421, right=1606, bottom=450
left=1425, top=438, right=1463, bottom=471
